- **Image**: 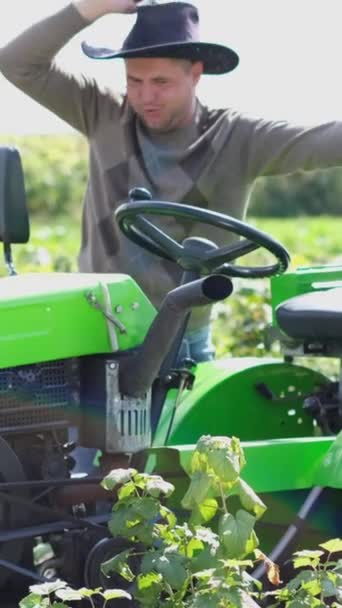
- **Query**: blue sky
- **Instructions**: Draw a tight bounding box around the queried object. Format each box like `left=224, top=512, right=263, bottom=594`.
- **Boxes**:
left=1, top=1, right=342, bottom=134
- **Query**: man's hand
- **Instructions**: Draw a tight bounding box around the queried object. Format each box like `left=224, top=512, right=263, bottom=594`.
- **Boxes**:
left=74, top=0, right=144, bottom=22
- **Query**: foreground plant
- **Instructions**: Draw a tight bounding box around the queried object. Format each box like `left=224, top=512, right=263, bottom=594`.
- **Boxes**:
left=19, top=579, right=131, bottom=607
left=266, top=538, right=342, bottom=608
left=99, top=435, right=267, bottom=606
left=19, top=435, right=342, bottom=607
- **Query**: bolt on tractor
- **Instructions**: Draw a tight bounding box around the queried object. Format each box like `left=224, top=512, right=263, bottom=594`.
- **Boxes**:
left=0, top=146, right=340, bottom=597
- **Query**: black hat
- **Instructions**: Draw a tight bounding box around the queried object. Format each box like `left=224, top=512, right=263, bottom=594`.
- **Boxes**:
left=82, top=2, right=239, bottom=75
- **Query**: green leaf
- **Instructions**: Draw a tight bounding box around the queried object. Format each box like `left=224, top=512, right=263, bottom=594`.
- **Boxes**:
left=131, top=496, right=160, bottom=521
left=235, top=478, right=267, bottom=519
left=286, top=570, right=316, bottom=592
left=130, top=522, right=155, bottom=546
left=181, top=471, right=213, bottom=509
left=320, top=538, right=342, bottom=554
left=102, top=589, right=132, bottom=600
left=101, top=549, right=135, bottom=582
left=55, top=588, right=84, bottom=602
left=321, top=572, right=339, bottom=598
left=145, top=476, right=175, bottom=498
left=189, top=498, right=218, bottom=525
left=207, top=449, right=241, bottom=484
left=76, top=588, right=102, bottom=597
left=101, top=468, right=137, bottom=491
left=143, top=551, right=188, bottom=591
left=19, top=594, right=48, bottom=608
left=29, top=581, right=67, bottom=597
left=219, top=509, right=256, bottom=558
left=160, top=505, right=177, bottom=528
left=135, top=571, right=163, bottom=606
left=118, top=480, right=136, bottom=500
left=293, top=550, right=324, bottom=570
left=194, top=436, right=246, bottom=476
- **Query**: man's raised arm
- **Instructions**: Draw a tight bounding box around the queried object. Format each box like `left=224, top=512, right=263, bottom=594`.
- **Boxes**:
left=0, top=1, right=140, bottom=135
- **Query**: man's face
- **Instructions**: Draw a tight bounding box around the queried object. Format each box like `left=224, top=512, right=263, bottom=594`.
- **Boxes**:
left=125, top=57, right=203, bottom=132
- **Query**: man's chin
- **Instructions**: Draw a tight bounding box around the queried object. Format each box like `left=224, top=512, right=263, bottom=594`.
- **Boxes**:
left=142, top=117, right=169, bottom=133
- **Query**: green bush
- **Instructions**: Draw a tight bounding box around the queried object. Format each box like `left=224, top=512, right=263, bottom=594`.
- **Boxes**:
left=250, top=168, right=342, bottom=217
left=0, top=134, right=88, bottom=218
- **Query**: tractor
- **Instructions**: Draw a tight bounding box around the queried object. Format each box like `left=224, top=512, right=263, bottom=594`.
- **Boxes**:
left=0, top=146, right=340, bottom=599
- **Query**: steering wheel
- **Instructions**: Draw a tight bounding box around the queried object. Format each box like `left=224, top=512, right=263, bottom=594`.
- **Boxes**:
left=115, top=189, right=290, bottom=278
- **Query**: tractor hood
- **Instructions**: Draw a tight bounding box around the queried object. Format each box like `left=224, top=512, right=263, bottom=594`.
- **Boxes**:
left=0, top=272, right=155, bottom=368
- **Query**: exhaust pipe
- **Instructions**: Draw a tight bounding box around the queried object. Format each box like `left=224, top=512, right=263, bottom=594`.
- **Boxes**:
left=119, top=274, right=233, bottom=397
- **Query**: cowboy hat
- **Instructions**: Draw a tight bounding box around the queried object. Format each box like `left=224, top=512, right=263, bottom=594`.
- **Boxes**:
left=81, top=1, right=239, bottom=75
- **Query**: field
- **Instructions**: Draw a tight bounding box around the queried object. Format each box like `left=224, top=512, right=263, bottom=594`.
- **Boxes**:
left=5, top=214, right=342, bottom=370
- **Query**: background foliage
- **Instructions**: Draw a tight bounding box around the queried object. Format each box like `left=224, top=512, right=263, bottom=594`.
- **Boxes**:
left=1, top=134, right=342, bottom=370
left=3, top=133, right=342, bottom=218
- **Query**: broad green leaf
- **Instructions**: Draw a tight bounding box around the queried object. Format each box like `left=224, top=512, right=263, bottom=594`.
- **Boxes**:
left=55, top=588, right=84, bottom=601
left=194, top=436, right=245, bottom=475
left=102, top=589, right=132, bottom=600
left=145, top=476, right=174, bottom=498
left=131, top=496, right=160, bottom=521
left=207, top=447, right=240, bottom=484
left=101, top=549, right=135, bottom=582
left=293, top=550, right=324, bottom=558
left=245, top=529, right=259, bottom=555
left=160, top=505, right=177, bottom=528
left=181, top=471, right=213, bottom=509
left=293, top=550, right=324, bottom=570
left=186, top=537, right=204, bottom=558
left=190, top=449, right=209, bottom=474
left=29, top=581, right=67, bottom=596
left=320, top=539, right=342, bottom=554
left=219, top=509, right=256, bottom=558
left=236, top=478, right=267, bottom=519
left=101, top=468, right=137, bottom=490
left=286, top=570, right=316, bottom=592
left=144, top=551, right=188, bottom=590
left=19, top=594, right=48, bottom=608
left=108, top=507, right=134, bottom=537
left=286, top=597, right=322, bottom=607
left=118, top=480, right=136, bottom=500
left=135, top=571, right=163, bottom=605
left=315, top=432, right=342, bottom=489
left=75, top=588, right=102, bottom=597
left=321, top=572, right=339, bottom=598
left=129, top=522, right=154, bottom=545
left=188, top=545, right=220, bottom=573
left=189, top=498, right=218, bottom=525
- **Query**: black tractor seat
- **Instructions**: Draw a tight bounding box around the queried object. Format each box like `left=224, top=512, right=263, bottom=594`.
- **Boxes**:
left=276, top=287, right=342, bottom=341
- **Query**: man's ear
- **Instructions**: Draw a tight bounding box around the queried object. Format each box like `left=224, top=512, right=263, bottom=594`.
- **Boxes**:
left=192, top=61, right=204, bottom=85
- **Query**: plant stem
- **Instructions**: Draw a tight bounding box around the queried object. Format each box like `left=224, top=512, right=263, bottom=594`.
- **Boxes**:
left=219, top=482, right=228, bottom=514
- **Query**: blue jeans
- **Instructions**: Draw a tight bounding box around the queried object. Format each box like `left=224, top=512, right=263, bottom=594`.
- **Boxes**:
left=178, top=325, right=216, bottom=364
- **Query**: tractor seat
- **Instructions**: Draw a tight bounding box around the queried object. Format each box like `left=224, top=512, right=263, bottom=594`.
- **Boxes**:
left=276, top=288, right=342, bottom=340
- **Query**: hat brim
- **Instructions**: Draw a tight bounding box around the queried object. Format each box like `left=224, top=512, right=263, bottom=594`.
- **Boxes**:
left=81, top=41, right=239, bottom=75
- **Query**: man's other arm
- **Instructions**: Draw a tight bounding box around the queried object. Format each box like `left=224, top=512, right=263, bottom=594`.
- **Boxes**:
left=240, top=115, right=342, bottom=181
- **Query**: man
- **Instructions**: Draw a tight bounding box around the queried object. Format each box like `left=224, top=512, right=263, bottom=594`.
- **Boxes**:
left=1, top=0, right=342, bottom=362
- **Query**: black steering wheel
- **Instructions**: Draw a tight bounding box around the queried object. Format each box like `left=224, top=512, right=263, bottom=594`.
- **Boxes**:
left=115, top=189, right=290, bottom=278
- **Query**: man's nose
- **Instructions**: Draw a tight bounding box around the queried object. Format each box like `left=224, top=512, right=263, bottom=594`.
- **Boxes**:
left=140, top=85, right=157, bottom=104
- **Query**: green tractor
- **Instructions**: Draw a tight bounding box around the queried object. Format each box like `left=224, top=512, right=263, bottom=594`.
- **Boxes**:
left=0, top=146, right=340, bottom=594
